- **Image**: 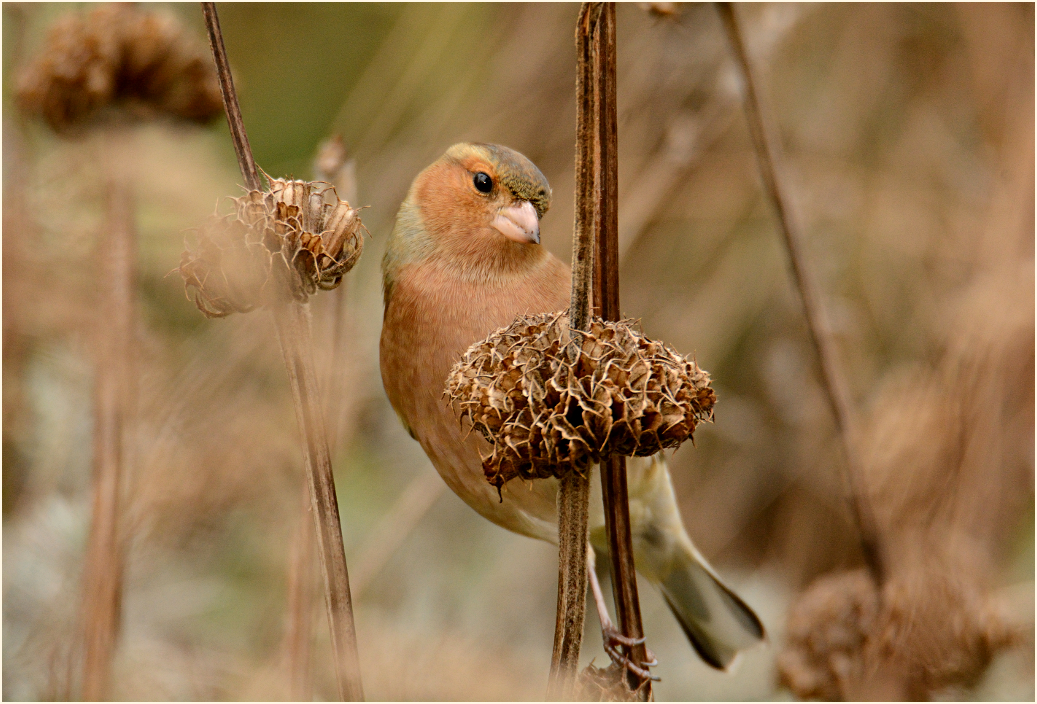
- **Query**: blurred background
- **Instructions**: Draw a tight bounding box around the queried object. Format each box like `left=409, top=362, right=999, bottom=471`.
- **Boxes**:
left=3, top=2, right=1033, bottom=700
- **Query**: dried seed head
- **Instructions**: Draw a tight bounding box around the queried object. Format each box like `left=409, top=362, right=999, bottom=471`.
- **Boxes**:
left=776, top=569, right=880, bottom=701
left=179, top=178, right=365, bottom=318
left=445, top=312, right=715, bottom=490
left=16, top=4, right=222, bottom=132
left=777, top=557, right=1013, bottom=700
left=577, top=663, right=647, bottom=702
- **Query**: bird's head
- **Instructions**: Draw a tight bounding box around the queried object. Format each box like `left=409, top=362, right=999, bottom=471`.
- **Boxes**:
left=435, top=142, right=552, bottom=245
left=384, top=143, right=553, bottom=301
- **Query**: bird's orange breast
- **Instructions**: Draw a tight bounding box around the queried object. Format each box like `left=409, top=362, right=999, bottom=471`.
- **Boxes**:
left=379, top=254, right=570, bottom=537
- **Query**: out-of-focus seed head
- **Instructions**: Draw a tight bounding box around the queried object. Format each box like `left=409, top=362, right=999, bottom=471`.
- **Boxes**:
left=445, top=312, right=715, bottom=491
left=638, top=3, right=681, bottom=19
left=776, top=569, right=880, bottom=701
left=777, top=559, right=1014, bottom=700
left=577, top=663, right=648, bottom=701
left=179, top=178, right=365, bottom=318
left=15, top=4, right=222, bottom=132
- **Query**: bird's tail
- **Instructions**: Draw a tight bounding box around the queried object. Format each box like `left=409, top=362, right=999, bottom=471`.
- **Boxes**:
left=657, top=540, right=765, bottom=670
left=620, top=455, right=765, bottom=670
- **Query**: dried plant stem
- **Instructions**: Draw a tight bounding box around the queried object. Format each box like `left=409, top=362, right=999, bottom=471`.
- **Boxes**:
left=549, top=470, right=592, bottom=701
left=283, top=143, right=357, bottom=701
left=716, top=2, right=886, bottom=583
left=285, top=483, right=315, bottom=702
left=587, top=8, right=653, bottom=698
left=201, top=4, right=363, bottom=699
left=81, top=177, right=136, bottom=701
left=201, top=2, right=259, bottom=191
left=547, top=4, right=608, bottom=699
left=272, top=303, right=363, bottom=701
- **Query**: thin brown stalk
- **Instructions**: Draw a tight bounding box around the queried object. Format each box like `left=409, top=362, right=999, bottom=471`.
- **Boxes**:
left=589, top=5, right=652, bottom=699
left=285, top=483, right=315, bottom=702
left=548, top=4, right=607, bottom=699
left=282, top=139, right=357, bottom=701
left=716, top=2, right=886, bottom=584
left=81, top=177, right=136, bottom=701
left=201, top=2, right=259, bottom=191
left=271, top=303, right=363, bottom=702
left=201, top=4, right=363, bottom=699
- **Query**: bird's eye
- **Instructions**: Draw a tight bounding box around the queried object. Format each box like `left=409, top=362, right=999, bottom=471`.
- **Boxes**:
left=473, top=172, right=493, bottom=194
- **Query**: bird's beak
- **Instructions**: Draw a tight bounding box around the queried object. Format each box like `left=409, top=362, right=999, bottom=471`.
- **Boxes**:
left=492, top=201, right=540, bottom=244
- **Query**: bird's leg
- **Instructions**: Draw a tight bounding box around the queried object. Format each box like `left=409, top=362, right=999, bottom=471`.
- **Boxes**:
left=587, top=548, right=660, bottom=681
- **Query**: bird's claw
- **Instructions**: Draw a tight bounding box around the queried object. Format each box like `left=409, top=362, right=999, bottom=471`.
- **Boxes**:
left=601, top=625, right=661, bottom=681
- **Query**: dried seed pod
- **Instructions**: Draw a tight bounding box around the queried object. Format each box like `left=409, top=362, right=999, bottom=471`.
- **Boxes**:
left=15, top=4, right=222, bottom=131
left=777, top=558, right=1013, bottom=700
left=179, top=178, right=365, bottom=318
left=577, top=663, right=648, bottom=702
left=445, top=312, right=715, bottom=491
left=776, top=569, right=880, bottom=701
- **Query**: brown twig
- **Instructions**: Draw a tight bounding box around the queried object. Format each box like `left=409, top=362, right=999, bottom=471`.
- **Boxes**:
left=80, top=176, right=136, bottom=701
left=284, top=482, right=315, bottom=701
left=549, top=469, right=592, bottom=701
left=200, top=4, right=363, bottom=699
left=547, top=4, right=608, bottom=699
left=589, top=5, right=653, bottom=699
left=201, top=2, right=259, bottom=191
left=716, top=2, right=886, bottom=584
left=271, top=302, right=363, bottom=702
left=282, top=136, right=358, bottom=701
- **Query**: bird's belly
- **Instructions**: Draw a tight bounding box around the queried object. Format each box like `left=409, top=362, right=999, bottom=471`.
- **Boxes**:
left=380, top=272, right=565, bottom=541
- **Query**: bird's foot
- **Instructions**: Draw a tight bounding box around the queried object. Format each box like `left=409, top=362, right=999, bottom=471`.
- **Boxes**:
left=601, top=625, right=660, bottom=681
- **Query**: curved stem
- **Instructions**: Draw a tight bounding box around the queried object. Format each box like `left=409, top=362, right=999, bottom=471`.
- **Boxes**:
left=716, top=2, right=886, bottom=584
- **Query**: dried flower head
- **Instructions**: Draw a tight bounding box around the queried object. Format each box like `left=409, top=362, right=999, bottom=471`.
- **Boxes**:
left=777, top=556, right=1014, bottom=700
left=776, top=569, right=880, bottom=701
left=577, top=663, right=648, bottom=702
left=446, top=312, right=715, bottom=491
left=16, top=4, right=222, bottom=131
left=179, top=177, right=364, bottom=318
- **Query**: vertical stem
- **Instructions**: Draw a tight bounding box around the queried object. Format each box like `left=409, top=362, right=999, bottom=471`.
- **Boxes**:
left=285, top=483, right=315, bottom=702
left=273, top=303, right=363, bottom=701
left=283, top=141, right=355, bottom=700
left=716, top=2, right=885, bottom=583
left=81, top=177, right=136, bottom=701
left=548, top=4, right=606, bottom=699
left=567, top=3, right=601, bottom=344
left=201, top=4, right=364, bottom=699
left=590, top=8, right=652, bottom=697
left=549, top=470, right=592, bottom=701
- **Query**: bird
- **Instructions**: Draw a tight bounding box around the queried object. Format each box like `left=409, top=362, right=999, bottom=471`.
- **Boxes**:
left=379, top=142, right=765, bottom=673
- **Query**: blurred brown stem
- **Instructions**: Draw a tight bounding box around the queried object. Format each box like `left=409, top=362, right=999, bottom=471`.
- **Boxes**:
left=201, top=4, right=363, bottom=699
left=283, top=143, right=357, bottom=700
left=81, top=177, right=136, bottom=701
left=716, top=2, right=886, bottom=584
left=272, top=303, right=363, bottom=702
left=285, top=483, right=315, bottom=702
left=589, top=4, right=652, bottom=699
